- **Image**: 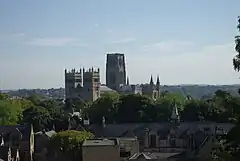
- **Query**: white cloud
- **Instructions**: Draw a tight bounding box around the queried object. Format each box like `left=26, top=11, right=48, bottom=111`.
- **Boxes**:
left=26, top=38, right=88, bottom=47
left=110, top=37, right=136, bottom=44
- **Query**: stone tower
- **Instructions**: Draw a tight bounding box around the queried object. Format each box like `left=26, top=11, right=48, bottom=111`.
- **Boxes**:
left=82, top=67, right=101, bottom=101
left=64, top=68, right=100, bottom=101
left=106, top=53, right=126, bottom=91
left=65, top=68, right=83, bottom=99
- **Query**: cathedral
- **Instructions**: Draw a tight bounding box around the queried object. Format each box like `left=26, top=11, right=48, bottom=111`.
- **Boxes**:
left=64, top=68, right=101, bottom=101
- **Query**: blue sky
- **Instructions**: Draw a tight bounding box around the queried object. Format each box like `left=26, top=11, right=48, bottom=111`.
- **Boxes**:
left=0, top=0, right=240, bottom=89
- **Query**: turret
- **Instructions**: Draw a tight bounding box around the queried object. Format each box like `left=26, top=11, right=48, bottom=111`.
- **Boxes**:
left=171, top=99, right=180, bottom=125
left=156, top=75, right=160, bottom=90
left=127, top=77, right=130, bottom=85
left=150, top=75, right=153, bottom=85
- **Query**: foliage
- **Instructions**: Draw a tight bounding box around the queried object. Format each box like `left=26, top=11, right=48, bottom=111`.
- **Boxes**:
left=233, top=16, right=240, bottom=71
left=23, top=106, right=51, bottom=131
left=0, top=100, right=20, bottom=125
left=49, top=130, right=94, bottom=158
left=86, top=94, right=119, bottom=124
left=212, top=16, right=240, bottom=161
left=0, top=93, right=9, bottom=100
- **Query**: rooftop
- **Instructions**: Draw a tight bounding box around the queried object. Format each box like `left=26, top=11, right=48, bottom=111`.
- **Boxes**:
left=82, top=139, right=117, bottom=147
left=119, top=137, right=138, bottom=141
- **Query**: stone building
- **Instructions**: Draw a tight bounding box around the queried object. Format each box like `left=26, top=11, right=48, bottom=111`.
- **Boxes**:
left=82, top=138, right=120, bottom=161
left=106, top=53, right=126, bottom=91
left=0, top=124, right=34, bottom=161
left=118, top=77, right=142, bottom=95
left=141, top=75, right=161, bottom=100
left=65, top=68, right=100, bottom=101
left=85, top=102, right=234, bottom=160
left=34, top=130, right=56, bottom=161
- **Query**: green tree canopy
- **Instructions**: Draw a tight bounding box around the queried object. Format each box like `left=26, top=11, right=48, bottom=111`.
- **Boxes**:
left=23, top=106, right=51, bottom=131
left=49, top=130, right=94, bottom=159
left=0, top=100, right=20, bottom=125
left=87, top=94, right=119, bottom=124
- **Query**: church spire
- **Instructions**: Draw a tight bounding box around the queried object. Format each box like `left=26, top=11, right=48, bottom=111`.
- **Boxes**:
left=156, top=75, right=160, bottom=91
left=127, top=77, right=130, bottom=85
left=150, top=75, right=153, bottom=85
left=156, top=75, right=160, bottom=85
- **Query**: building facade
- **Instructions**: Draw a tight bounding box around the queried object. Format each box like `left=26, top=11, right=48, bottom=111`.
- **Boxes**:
left=82, top=138, right=120, bottom=161
left=141, top=75, right=161, bottom=100
left=0, top=124, right=34, bottom=161
left=65, top=68, right=100, bottom=101
left=106, top=53, right=126, bottom=91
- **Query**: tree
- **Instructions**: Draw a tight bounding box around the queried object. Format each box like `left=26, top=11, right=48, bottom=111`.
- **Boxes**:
left=23, top=106, right=51, bottom=131
left=213, top=16, right=240, bottom=160
left=26, top=94, right=43, bottom=105
left=87, top=94, right=119, bottom=124
left=181, top=100, right=206, bottom=122
left=0, top=100, right=20, bottom=125
left=116, top=94, right=155, bottom=122
left=49, top=130, right=94, bottom=159
left=233, top=16, right=240, bottom=71
left=0, top=93, right=9, bottom=100
left=161, top=92, right=185, bottom=110
left=155, top=97, right=172, bottom=122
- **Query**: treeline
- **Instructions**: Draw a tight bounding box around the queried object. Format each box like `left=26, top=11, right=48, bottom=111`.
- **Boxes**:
left=1, top=90, right=240, bottom=160
left=86, top=90, right=239, bottom=124
left=0, top=89, right=239, bottom=131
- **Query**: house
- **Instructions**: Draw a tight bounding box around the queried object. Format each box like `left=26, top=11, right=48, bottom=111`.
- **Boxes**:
left=34, top=130, right=56, bottom=161
left=0, top=124, right=34, bottom=161
left=84, top=101, right=234, bottom=160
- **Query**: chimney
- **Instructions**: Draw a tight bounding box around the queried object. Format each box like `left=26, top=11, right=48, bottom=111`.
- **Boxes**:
left=102, top=116, right=106, bottom=128
left=144, top=128, right=149, bottom=148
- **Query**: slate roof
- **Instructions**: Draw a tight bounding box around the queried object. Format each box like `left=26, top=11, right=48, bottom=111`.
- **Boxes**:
left=100, top=85, right=116, bottom=93
left=129, top=152, right=152, bottom=160
left=88, top=122, right=234, bottom=138
left=0, top=125, right=31, bottom=141
left=35, top=130, right=56, bottom=138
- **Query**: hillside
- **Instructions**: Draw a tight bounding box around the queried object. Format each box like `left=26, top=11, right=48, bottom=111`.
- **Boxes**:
left=161, top=85, right=240, bottom=99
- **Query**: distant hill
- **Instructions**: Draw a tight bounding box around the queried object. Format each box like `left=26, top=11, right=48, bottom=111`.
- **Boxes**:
left=161, top=85, right=240, bottom=99
left=2, top=85, right=240, bottom=100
